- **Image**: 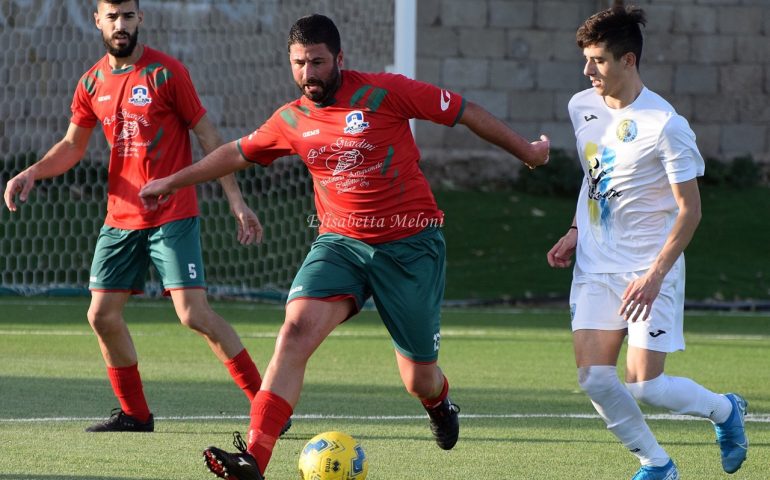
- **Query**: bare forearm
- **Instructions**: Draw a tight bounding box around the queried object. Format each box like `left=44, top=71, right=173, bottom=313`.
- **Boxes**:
left=459, top=102, right=537, bottom=165
left=27, top=139, right=86, bottom=180
left=164, top=141, right=250, bottom=189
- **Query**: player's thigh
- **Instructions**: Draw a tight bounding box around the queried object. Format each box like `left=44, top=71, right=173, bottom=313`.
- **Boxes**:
left=89, top=225, right=150, bottom=293
left=287, top=233, right=370, bottom=312
left=148, top=217, right=206, bottom=292
left=370, top=228, right=446, bottom=363
left=624, top=346, right=667, bottom=382
left=282, top=297, right=357, bottom=353
left=573, top=329, right=626, bottom=367
left=626, top=258, right=686, bottom=354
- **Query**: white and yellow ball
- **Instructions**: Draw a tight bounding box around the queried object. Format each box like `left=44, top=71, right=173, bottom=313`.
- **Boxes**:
left=298, top=431, right=368, bottom=480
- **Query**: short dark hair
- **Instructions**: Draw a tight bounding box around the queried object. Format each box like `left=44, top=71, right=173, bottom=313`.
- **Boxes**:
left=576, top=5, right=646, bottom=68
left=287, top=14, right=341, bottom=57
left=97, top=0, right=139, bottom=8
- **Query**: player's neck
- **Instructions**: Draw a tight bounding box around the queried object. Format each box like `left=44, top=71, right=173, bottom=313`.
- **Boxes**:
left=108, top=44, right=145, bottom=71
left=603, top=75, right=644, bottom=110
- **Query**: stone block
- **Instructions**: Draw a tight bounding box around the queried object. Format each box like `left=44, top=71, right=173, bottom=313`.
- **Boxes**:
left=535, top=1, right=581, bottom=30
left=644, top=34, right=690, bottom=63
left=441, top=58, right=489, bottom=88
left=644, top=5, right=675, bottom=33
left=720, top=124, right=766, bottom=156
left=692, top=95, right=740, bottom=123
left=674, top=5, right=717, bottom=34
left=554, top=92, right=573, bottom=121
left=417, top=58, right=442, bottom=85
left=442, top=0, right=487, bottom=28
left=537, top=61, right=585, bottom=91
left=735, top=36, right=770, bottom=63
left=489, top=1, right=535, bottom=29
left=459, top=28, right=507, bottom=59
left=674, top=65, right=718, bottom=94
left=717, top=6, right=764, bottom=34
left=690, top=35, right=734, bottom=64
left=690, top=123, right=721, bottom=159
left=540, top=121, right=577, bottom=151
left=508, top=91, right=556, bottom=121
left=417, top=0, right=441, bottom=26
left=719, top=65, right=763, bottom=94
left=417, top=27, right=460, bottom=58
left=490, top=60, right=535, bottom=90
left=643, top=64, right=674, bottom=94
left=464, top=89, right=510, bottom=119
left=507, top=29, right=555, bottom=60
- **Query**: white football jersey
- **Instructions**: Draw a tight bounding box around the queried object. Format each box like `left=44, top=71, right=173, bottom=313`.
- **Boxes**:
left=568, top=87, right=705, bottom=273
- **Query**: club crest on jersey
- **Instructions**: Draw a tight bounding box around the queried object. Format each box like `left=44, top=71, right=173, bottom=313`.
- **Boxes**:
left=128, top=85, right=152, bottom=107
left=616, top=119, right=637, bottom=143
left=343, top=110, right=369, bottom=134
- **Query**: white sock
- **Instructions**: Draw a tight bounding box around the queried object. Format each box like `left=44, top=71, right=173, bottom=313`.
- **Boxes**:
left=626, top=374, right=733, bottom=423
left=578, top=366, right=670, bottom=467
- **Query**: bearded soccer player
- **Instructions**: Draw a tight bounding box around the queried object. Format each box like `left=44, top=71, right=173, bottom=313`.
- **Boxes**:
left=547, top=5, right=747, bottom=479
left=3, top=0, right=268, bottom=433
left=140, top=13, right=550, bottom=479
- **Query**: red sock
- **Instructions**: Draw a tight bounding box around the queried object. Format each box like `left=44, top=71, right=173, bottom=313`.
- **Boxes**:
left=224, top=348, right=262, bottom=401
left=421, top=375, right=449, bottom=409
left=107, top=364, right=151, bottom=422
left=246, top=390, right=293, bottom=474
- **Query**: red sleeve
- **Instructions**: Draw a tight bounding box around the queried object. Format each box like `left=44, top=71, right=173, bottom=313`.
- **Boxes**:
left=70, top=76, right=99, bottom=128
left=378, top=73, right=465, bottom=127
left=236, top=108, right=296, bottom=166
left=170, top=63, right=206, bottom=128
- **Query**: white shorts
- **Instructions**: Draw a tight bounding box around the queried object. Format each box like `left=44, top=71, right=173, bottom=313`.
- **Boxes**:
left=569, top=257, right=686, bottom=353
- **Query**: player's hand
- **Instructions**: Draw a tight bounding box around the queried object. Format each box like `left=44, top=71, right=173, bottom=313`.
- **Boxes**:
left=139, top=179, right=175, bottom=211
left=619, top=271, right=664, bottom=323
left=3, top=171, right=36, bottom=212
left=526, top=134, right=551, bottom=169
left=547, top=228, right=577, bottom=268
left=231, top=204, right=263, bottom=245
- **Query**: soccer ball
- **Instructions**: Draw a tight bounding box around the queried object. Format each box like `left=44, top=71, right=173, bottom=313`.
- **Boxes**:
left=298, top=431, right=368, bottom=480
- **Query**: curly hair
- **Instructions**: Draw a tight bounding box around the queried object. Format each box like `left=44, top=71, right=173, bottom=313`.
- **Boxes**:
left=576, top=5, right=646, bottom=68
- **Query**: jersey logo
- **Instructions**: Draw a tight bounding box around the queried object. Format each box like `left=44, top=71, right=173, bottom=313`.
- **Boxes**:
left=128, top=85, right=153, bottom=107
left=98, top=95, right=112, bottom=103
left=584, top=114, right=598, bottom=122
left=440, top=90, right=451, bottom=111
left=117, top=120, right=140, bottom=141
left=344, top=110, right=369, bottom=134
left=616, top=119, right=638, bottom=142
left=327, top=149, right=364, bottom=176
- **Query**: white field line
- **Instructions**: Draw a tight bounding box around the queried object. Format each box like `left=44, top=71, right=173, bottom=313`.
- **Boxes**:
left=2, top=412, right=770, bottom=423
left=1, top=329, right=769, bottom=342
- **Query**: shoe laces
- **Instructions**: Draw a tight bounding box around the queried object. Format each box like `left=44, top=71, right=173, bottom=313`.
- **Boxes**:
left=109, top=407, right=124, bottom=419
left=232, top=431, right=248, bottom=453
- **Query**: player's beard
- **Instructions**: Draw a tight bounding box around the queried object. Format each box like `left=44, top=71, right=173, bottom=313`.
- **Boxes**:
left=299, top=62, right=341, bottom=105
left=103, top=28, right=140, bottom=58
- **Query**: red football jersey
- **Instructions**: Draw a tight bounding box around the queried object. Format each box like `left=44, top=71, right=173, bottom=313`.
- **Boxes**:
left=70, top=46, right=205, bottom=229
left=238, top=70, right=465, bottom=243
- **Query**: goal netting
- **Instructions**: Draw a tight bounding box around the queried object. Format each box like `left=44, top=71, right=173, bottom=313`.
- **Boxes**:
left=0, top=0, right=395, bottom=299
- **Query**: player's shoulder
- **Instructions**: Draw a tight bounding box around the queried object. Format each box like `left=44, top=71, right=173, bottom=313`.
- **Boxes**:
left=344, top=69, right=409, bottom=88
left=568, top=88, right=600, bottom=112
left=139, top=46, right=189, bottom=74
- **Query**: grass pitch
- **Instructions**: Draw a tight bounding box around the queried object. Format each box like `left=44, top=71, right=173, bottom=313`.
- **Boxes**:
left=1, top=298, right=768, bottom=479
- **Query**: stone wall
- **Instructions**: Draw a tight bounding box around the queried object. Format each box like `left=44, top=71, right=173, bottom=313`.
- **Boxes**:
left=414, top=0, right=770, bottom=187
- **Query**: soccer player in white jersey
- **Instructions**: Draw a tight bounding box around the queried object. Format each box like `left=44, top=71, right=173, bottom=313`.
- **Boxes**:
left=547, top=5, right=748, bottom=480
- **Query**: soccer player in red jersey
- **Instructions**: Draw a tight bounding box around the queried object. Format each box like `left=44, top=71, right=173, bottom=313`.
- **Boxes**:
left=140, top=14, right=550, bottom=479
left=3, top=0, right=266, bottom=432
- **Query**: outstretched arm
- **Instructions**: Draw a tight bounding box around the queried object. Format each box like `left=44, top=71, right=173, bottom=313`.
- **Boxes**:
left=619, top=178, right=702, bottom=322
left=192, top=115, right=262, bottom=245
left=4, top=122, right=93, bottom=212
left=458, top=101, right=550, bottom=169
left=139, top=140, right=252, bottom=210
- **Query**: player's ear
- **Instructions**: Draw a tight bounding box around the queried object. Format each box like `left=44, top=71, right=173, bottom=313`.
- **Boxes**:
left=94, top=10, right=102, bottom=30
left=622, top=52, right=636, bottom=68
left=336, top=50, right=344, bottom=69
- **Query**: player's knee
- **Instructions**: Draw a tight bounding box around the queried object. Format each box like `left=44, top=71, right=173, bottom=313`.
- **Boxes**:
left=577, top=366, right=619, bottom=399
left=86, top=307, right=122, bottom=336
left=276, top=317, right=320, bottom=359
left=626, top=374, right=668, bottom=407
